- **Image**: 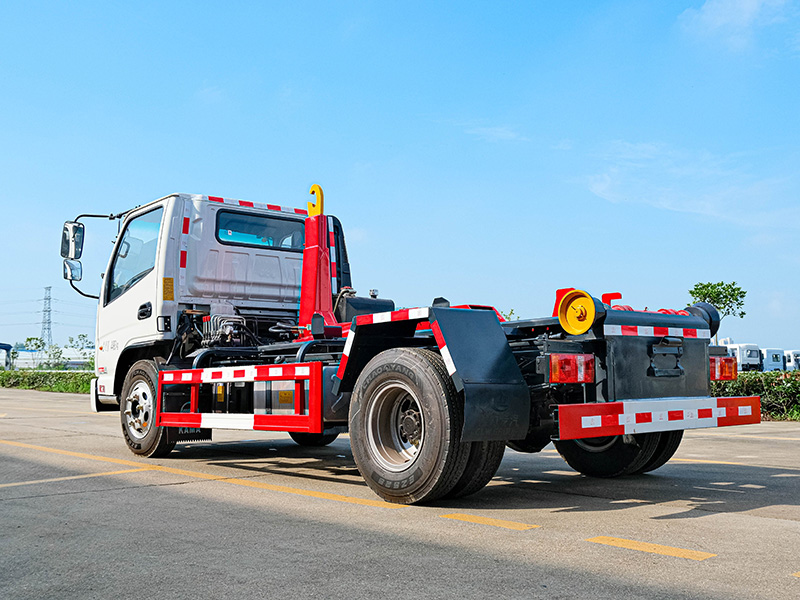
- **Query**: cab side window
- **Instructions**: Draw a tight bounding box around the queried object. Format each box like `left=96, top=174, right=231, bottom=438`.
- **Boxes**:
left=106, top=208, right=164, bottom=304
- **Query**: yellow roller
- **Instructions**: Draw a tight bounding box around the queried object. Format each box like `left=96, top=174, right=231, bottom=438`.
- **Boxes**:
left=558, top=289, right=599, bottom=335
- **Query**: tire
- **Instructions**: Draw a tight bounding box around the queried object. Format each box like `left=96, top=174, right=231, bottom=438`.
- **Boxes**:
left=444, top=441, right=505, bottom=499
left=289, top=431, right=340, bottom=447
left=632, top=430, right=684, bottom=474
left=120, top=359, right=176, bottom=458
left=348, top=348, right=470, bottom=504
left=554, top=433, right=660, bottom=478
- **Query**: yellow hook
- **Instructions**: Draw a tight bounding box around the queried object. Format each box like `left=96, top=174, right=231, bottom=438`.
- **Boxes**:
left=308, top=184, right=324, bottom=216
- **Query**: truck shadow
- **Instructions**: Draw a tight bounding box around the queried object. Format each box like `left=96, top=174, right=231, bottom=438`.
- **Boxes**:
left=166, top=439, right=799, bottom=521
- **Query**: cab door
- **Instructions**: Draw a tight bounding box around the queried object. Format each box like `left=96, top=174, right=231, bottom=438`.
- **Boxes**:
left=96, top=205, right=166, bottom=393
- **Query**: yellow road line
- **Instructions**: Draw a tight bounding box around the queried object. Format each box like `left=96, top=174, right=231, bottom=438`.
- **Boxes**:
left=793, top=572, right=800, bottom=578
left=0, top=468, right=152, bottom=489
left=0, top=439, right=403, bottom=509
left=440, top=513, right=539, bottom=531
left=587, top=536, right=715, bottom=561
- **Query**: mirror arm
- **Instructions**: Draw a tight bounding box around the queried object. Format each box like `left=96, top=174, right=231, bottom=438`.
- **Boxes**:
left=69, top=280, right=99, bottom=300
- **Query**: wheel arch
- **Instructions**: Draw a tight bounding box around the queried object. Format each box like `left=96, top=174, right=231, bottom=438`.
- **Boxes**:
left=114, top=341, right=172, bottom=398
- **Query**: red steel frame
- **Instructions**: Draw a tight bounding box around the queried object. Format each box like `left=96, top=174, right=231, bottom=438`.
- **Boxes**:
left=156, top=361, right=324, bottom=433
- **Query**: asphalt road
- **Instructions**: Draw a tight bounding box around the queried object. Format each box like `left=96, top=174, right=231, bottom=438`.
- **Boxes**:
left=1, top=388, right=798, bottom=600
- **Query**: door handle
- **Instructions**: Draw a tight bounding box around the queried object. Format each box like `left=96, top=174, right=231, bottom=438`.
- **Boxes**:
left=138, top=302, right=152, bottom=320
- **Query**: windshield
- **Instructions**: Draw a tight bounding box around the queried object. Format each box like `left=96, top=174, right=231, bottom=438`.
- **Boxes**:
left=107, top=208, right=163, bottom=303
left=746, top=349, right=759, bottom=358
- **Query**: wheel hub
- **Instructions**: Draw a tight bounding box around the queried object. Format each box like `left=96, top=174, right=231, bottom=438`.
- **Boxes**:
left=365, top=379, right=426, bottom=473
left=123, top=380, right=153, bottom=440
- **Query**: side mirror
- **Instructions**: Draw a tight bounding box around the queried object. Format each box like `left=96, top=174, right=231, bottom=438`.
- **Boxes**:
left=61, top=222, right=85, bottom=260
left=63, top=259, right=83, bottom=282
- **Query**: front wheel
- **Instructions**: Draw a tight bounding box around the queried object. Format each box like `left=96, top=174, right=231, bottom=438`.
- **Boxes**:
left=120, top=360, right=175, bottom=458
left=554, top=433, right=660, bottom=478
left=349, top=348, right=470, bottom=504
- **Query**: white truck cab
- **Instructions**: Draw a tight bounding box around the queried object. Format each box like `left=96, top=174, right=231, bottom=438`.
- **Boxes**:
left=760, top=348, right=784, bottom=372
left=726, top=343, right=761, bottom=372
left=62, top=193, right=317, bottom=410
left=784, top=350, right=800, bottom=371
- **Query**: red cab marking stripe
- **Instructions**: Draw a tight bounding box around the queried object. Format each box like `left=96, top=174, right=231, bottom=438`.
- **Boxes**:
left=180, top=251, right=187, bottom=268
left=392, top=309, right=410, bottom=321
left=238, top=200, right=254, bottom=207
left=233, top=369, right=246, bottom=378
left=182, top=217, right=190, bottom=234
left=684, top=329, right=697, bottom=338
left=635, top=412, right=652, bottom=423
left=653, top=326, right=669, bottom=336
left=295, top=209, right=308, bottom=215
left=208, top=196, right=223, bottom=202
left=668, top=410, right=684, bottom=421
left=266, top=204, right=281, bottom=211
left=211, top=371, right=222, bottom=380
left=698, top=408, right=713, bottom=419
left=621, top=325, right=638, bottom=336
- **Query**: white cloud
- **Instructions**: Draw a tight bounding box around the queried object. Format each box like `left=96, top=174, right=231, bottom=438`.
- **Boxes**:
left=465, top=125, right=528, bottom=143
left=679, top=0, right=790, bottom=50
left=587, top=140, right=799, bottom=235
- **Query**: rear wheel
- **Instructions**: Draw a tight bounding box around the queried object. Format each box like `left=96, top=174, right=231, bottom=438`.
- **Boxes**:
left=349, top=348, right=470, bottom=504
left=444, top=441, right=505, bottom=499
left=554, top=433, right=660, bottom=478
left=289, top=431, right=339, bottom=447
left=632, top=430, right=684, bottom=474
left=120, top=360, right=175, bottom=458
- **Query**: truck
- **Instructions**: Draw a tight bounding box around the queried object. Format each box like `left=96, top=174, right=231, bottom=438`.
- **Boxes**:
left=726, top=343, right=761, bottom=372
left=761, top=348, right=784, bottom=372
left=0, top=343, right=11, bottom=370
left=60, top=187, right=760, bottom=504
left=785, top=350, right=800, bottom=371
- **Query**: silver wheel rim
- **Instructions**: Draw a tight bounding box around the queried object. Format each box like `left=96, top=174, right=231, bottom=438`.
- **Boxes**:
left=365, top=379, right=425, bottom=473
left=124, top=380, right=154, bottom=440
left=574, top=436, right=617, bottom=453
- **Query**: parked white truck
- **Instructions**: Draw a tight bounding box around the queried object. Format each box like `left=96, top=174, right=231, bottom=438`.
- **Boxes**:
left=761, top=348, right=784, bottom=372
left=726, top=344, right=761, bottom=371
left=785, top=350, right=800, bottom=371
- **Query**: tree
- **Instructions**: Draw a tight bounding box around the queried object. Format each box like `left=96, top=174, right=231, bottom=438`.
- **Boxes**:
left=688, top=281, right=746, bottom=320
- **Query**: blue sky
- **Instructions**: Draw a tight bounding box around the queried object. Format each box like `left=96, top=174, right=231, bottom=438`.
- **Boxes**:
left=0, top=0, right=798, bottom=350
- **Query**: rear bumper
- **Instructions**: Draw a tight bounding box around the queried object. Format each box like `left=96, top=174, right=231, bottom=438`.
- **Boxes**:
left=557, top=396, right=760, bottom=440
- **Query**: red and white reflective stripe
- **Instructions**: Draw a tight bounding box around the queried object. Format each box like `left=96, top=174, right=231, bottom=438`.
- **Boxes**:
left=336, top=308, right=432, bottom=381
left=161, top=363, right=313, bottom=385
left=204, top=195, right=308, bottom=216
left=603, top=325, right=711, bottom=339
left=335, top=329, right=356, bottom=380
left=327, top=216, right=337, bottom=293
left=160, top=412, right=319, bottom=431
left=430, top=320, right=457, bottom=376
left=558, top=396, right=760, bottom=440
left=354, top=307, right=430, bottom=326
left=178, top=201, right=191, bottom=288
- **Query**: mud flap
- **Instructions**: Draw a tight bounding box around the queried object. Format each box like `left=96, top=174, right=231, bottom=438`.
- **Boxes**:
left=429, top=307, right=529, bottom=442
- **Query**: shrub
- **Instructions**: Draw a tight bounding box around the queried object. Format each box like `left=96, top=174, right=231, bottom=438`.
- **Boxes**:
left=712, top=371, right=800, bottom=421
left=0, top=370, right=94, bottom=394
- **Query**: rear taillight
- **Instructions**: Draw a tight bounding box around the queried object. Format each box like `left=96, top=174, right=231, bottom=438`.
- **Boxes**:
left=710, top=356, right=737, bottom=381
left=549, top=353, right=595, bottom=384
